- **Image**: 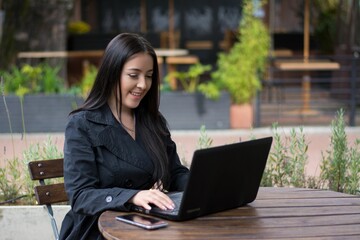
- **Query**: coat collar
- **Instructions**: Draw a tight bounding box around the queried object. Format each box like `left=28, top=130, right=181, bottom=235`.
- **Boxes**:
left=84, top=104, right=155, bottom=175
left=84, top=104, right=117, bottom=127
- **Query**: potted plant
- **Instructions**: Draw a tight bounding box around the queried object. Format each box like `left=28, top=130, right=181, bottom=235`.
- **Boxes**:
left=160, top=63, right=231, bottom=130
left=199, top=0, right=270, bottom=128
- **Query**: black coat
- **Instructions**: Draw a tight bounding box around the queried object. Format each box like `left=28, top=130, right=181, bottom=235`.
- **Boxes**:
left=59, top=104, right=189, bottom=240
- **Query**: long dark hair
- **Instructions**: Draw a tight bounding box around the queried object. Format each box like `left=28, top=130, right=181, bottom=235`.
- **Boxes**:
left=72, top=33, right=170, bottom=189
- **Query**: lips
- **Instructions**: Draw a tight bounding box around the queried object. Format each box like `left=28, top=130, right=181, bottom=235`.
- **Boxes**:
left=130, top=91, right=142, bottom=97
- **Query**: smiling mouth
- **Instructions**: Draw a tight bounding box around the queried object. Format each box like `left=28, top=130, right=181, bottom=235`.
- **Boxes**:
left=130, top=91, right=142, bottom=97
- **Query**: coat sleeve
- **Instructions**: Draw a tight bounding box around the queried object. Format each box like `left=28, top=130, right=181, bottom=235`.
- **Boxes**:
left=63, top=113, right=139, bottom=215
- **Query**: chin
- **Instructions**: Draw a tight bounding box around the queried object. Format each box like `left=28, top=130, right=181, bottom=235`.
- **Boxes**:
left=127, top=102, right=140, bottom=109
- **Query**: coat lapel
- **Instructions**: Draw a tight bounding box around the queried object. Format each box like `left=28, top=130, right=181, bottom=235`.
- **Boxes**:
left=85, top=105, right=155, bottom=175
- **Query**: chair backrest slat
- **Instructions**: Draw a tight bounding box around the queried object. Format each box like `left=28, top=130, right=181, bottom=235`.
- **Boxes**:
left=28, top=158, right=68, bottom=205
left=34, top=183, right=68, bottom=205
left=28, top=158, right=64, bottom=180
left=28, top=158, right=68, bottom=240
left=28, top=158, right=68, bottom=239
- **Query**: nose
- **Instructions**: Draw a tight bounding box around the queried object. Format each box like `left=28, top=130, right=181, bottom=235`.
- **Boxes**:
left=136, top=76, right=147, bottom=89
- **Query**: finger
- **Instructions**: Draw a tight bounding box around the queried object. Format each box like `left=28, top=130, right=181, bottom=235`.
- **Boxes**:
left=148, top=190, right=175, bottom=210
left=142, top=202, right=152, bottom=210
left=130, top=190, right=175, bottom=210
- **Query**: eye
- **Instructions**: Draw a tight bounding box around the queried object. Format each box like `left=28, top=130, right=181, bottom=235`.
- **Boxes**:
left=128, top=74, right=138, bottom=79
left=146, top=75, right=153, bottom=80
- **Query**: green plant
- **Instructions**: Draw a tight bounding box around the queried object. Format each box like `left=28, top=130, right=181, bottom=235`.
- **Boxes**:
left=1, top=66, right=31, bottom=93
left=0, top=137, right=64, bottom=205
left=261, top=123, right=309, bottom=188
left=196, top=125, right=213, bottom=150
left=41, top=64, right=64, bottom=93
left=1, top=76, right=15, bottom=156
left=22, top=136, right=64, bottom=204
left=22, top=136, right=63, bottom=161
left=288, top=127, right=308, bottom=187
left=262, top=123, right=288, bottom=187
left=0, top=158, right=24, bottom=204
left=165, top=63, right=212, bottom=93
left=1, top=75, right=67, bottom=204
left=319, top=109, right=360, bottom=194
left=0, top=80, right=26, bottom=204
left=16, top=85, right=29, bottom=145
left=68, top=20, right=91, bottom=34
left=346, top=139, right=360, bottom=195
left=68, top=63, right=97, bottom=98
left=199, top=0, right=270, bottom=104
left=320, top=109, right=348, bottom=192
left=1, top=63, right=65, bottom=95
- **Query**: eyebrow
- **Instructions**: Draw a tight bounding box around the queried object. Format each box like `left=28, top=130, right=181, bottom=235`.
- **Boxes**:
left=126, top=68, right=153, bottom=73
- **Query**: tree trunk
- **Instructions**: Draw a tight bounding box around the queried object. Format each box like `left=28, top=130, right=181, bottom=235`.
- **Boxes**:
left=0, top=0, right=73, bottom=70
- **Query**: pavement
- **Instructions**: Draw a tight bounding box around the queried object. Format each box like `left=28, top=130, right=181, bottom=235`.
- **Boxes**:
left=1, top=126, right=360, bottom=177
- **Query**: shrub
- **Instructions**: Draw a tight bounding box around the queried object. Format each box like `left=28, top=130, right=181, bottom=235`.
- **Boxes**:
left=21, top=137, right=64, bottom=204
left=261, top=123, right=309, bottom=187
left=68, top=63, right=97, bottom=98
left=1, top=63, right=65, bottom=95
left=0, top=137, right=64, bottom=205
left=165, top=63, right=212, bottom=93
left=199, top=0, right=270, bottom=104
left=0, top=158, right=24, bottom=204
left=319, top=109, right=360, bottom=194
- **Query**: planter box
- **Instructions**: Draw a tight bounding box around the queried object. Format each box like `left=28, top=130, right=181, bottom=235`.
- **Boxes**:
left=0, top=92, right=230, bottom=133
left=0, top=205, right=70, bottom=240
left=0, top=95, right=83, bottom=133
left=159, top=92, right=230, bottom=130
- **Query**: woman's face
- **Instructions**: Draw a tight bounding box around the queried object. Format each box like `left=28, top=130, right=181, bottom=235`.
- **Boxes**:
left=120, top=52, right=153, bottom=112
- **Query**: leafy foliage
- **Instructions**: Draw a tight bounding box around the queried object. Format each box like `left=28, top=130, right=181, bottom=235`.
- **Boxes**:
left=165, top=63, right=212, bottom=93
left=196, top=125, right=213, bottom=150
left=68, top=63, right=98, bottom=98
left=261, top=123, right=308, bottom=187
left=319, top=109, right=360, bottom=194
left=0, top=63, right=65, bottom=95
left=0, top=136, right=64, bottom=205
left=0, top=158, right=23, bottom=203
left=68, top=20, right=91, bottom=34
left=199, top=0, right=270, bottom=104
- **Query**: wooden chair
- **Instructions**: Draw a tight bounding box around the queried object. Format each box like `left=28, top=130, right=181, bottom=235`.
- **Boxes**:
left=28, top=158, right=68, bottom=240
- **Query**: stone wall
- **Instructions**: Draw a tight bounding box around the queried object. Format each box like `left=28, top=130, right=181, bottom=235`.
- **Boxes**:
left=0, top=205, right=70, bottom=240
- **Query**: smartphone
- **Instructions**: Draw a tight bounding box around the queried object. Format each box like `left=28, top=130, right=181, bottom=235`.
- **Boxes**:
left=115, top=214, right=168, bottom=230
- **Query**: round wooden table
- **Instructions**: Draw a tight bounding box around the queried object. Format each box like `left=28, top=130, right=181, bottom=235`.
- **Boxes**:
left=98, top=187, right=360, bottom=239
left=154, top=48, right=189, bottom=79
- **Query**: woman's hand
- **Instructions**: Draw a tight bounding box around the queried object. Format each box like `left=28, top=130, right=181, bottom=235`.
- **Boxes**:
left=128, top=189, right=175, bottom=211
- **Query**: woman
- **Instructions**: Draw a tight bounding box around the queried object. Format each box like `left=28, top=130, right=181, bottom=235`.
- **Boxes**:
left=59, top=33, right=189, bottom=239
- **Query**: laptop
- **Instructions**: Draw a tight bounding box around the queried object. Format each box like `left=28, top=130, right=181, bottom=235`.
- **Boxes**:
left=130, top=136, right=273, bottom=221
